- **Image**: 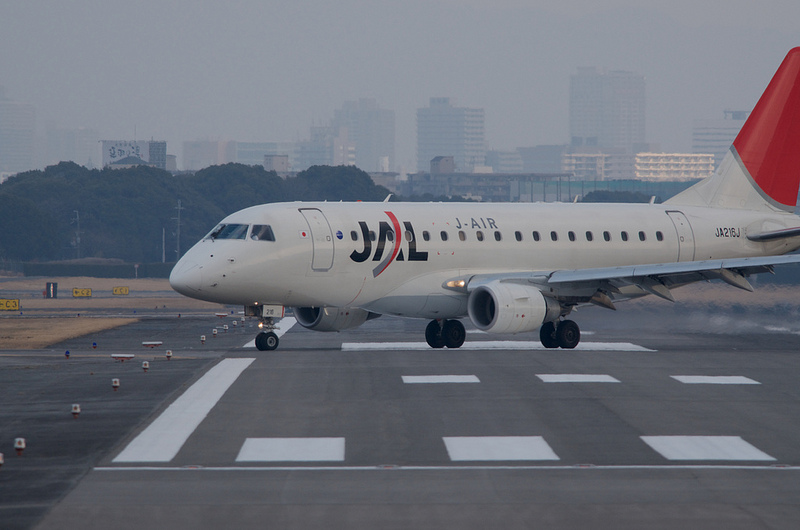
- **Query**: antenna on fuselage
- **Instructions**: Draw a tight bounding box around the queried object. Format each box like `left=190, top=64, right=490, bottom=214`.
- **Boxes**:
left=383, top=194, right=393, bottom=202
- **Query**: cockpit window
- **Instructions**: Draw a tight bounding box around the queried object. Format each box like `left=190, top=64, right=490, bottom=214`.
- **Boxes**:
left=206, top=223, right=249, bottom=240
left=251, top=225, right=276, bottom=241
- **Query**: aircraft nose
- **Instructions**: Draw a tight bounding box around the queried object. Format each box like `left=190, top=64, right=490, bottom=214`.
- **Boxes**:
left=169, top=261, right=203, bottom=296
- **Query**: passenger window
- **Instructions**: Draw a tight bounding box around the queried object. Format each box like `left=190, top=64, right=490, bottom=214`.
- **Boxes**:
left=533, top=231, right=540, bottom=242
left=350, top=230, right=359, bottom=241
left=550, top=231, right=558, bottom=242
left=656, top=231, right=664, bottom=241
left=387, top=230, right=394, bottom=242
left=603, top=231, right=611, bottom=242
left=639, top=231, right=646, bottom=241
left=568, top=231, right=576, bottom=242
left=476, top=231, right=484, bottom=241
left=440, top=231, right=449, bottom=241
left=251, top=225, right=275, bottom=241
left=458, top=231, right=466, bottom=241
left=515, top=231, right=522, bottom=242
left=621, top=231, right=629, bottom=241
left=404, top=230, right=413, bottom=242
left=369, top=231, right=376, bottom=241
left=586, top=231, right=593, bottom=242
left=494, top=231, right=502, bottom=241
left=422, top=231, right=430, bottom=242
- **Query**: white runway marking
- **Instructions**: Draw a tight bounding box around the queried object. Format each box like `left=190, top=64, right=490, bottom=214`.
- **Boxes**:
left=671, top=375, right=760, bottom=385
left=342, top=341, right=654, bottom=352
left=236, top=437, right=346, bottom=462
left=443, top=436, right=560, bottom=461
left=242, top=317, right=297, bottom=348
left=402, top=375, right=480, bottom=384
left=641, top=436, right=776, bottom=461
left=113, top=358, right=255, bottom=463
left=536, top=374, right=620, bottom=383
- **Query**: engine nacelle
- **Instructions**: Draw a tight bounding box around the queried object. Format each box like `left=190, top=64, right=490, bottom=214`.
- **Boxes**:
left=292, top=306, right=379, bottom=332
left=467, top=281, right=561, bottom=334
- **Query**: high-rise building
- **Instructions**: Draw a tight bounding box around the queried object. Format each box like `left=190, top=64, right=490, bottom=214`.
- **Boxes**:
left=570, top=68, right=645, bottom=152
left=45, top=127, right=100, bottom=168
left=417, top=97, right=485, bottom=173
left=102, top=140, right=167, bottom=170
left=0, top=87, right=35, bottom=174
left=692, top=110, right=748, bottom=169
left=332, top=99, right=395, bottom=172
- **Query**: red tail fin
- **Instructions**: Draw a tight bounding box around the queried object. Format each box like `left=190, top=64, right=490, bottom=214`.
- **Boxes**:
left=733, top=47, right=800, bottom=210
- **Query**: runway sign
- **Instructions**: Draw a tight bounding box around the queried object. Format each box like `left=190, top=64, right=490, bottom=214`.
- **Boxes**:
left=0, top=298, right=20, bottom=311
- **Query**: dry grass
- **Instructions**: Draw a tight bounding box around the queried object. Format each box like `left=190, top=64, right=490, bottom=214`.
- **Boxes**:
left=0, top=276, right=227, bottom=349
left=0, top=317, right=137, bottom=349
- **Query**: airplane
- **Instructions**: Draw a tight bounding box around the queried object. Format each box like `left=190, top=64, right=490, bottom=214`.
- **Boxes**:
left=171, top=47, right=800, bottom=352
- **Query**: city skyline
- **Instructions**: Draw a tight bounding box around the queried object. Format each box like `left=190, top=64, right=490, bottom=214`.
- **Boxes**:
left=1, top=1, right=798, bottom=174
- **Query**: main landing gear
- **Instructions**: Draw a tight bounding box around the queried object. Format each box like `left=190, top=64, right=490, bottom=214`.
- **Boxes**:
left=425, top=319, right=466, bottom=349
left=255, top=316, right=280, bottom=351
left=539, top=320, right=580, bottom=349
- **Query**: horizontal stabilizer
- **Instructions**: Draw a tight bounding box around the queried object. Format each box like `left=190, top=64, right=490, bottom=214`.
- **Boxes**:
left=747, top=226, right=800, bottom=242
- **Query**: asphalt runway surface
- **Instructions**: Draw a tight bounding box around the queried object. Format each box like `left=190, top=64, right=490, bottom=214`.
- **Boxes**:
left=2, top=303, right=800, bottom=529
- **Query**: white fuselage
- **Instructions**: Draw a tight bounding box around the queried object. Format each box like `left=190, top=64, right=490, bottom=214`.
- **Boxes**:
left=169, top=201, right=800, bottom=319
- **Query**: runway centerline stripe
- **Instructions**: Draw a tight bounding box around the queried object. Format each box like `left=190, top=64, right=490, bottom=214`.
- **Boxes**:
left=443, top=436, right=560, bottom=461
left=236, top=438, right=345, bottom=462
left=113, top=358, right=255, bottom=463
left=671, top=375, right=760, bottom=385
left=402, top=375, right=480, bottom=384
left=342, top=341, right=654, bottom=352
left=536, top=374, right=620, bottom=383
left=641, top=436, right=776, bottom=461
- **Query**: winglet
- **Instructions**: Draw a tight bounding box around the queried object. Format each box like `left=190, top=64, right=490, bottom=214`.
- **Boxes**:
left=733, top=47, right=800, bottom=210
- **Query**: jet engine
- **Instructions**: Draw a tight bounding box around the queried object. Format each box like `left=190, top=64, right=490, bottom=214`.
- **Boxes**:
left=292, top=306, right=380, bottom=332
left=467, top=281, right=561, bottom=334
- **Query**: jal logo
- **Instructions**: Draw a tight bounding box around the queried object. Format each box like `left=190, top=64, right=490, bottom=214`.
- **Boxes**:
left=350, top=211, right=428, bottom=277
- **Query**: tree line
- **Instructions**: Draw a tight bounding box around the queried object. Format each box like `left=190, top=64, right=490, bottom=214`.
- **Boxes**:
left=0, top=163, right=395, bottom=263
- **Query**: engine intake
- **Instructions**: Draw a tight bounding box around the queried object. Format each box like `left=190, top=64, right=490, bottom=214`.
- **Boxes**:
left=467, top=281, right=561, bottom=334
left=292, top=306, right=379, bottom=332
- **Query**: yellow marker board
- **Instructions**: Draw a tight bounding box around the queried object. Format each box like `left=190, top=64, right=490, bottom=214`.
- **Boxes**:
left=72, top=288, right=92, bottom=298
left=113, top=286, right=130, bottom=295
left=0, top=299, right=20, bottom=311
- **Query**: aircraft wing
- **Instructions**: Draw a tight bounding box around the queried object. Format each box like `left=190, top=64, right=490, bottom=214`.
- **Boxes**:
left=463, top=253, right=800, bottom=309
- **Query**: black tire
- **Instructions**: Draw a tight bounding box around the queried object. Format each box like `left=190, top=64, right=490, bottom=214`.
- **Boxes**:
left=425, top=320, right=445, bottom=348
left=556, top=320, right=580, bottom=349
left=442, top=320, right=466, bottom=349
left=255, top=331, right=279, bottom=351
left=540, top=321, right=559, bottom=348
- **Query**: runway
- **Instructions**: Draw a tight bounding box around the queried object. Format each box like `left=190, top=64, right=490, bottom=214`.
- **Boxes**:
left=3, top=303, right=800, bottom=529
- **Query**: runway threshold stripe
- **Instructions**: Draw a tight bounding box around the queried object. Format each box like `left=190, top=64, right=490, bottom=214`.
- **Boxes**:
left=443, top=436, right=560, bottom=461
left=641, top=436, right=776, bottom=461
left=671, top=375, right=760, bottom=385
left=236, top=438, right=345, bottom=462
left=342, top=341, right=654, bottom=352
left=536, top=374, right=620, bottom=383
left=402, top=375, right=480, bottom=384
left=113, top=358, right=255, bottom=463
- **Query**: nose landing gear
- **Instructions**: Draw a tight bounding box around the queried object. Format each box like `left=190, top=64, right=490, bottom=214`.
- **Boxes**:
left=254, top=316, right=280, bottom=351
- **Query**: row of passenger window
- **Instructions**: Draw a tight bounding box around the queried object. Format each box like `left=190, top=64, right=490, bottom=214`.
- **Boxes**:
left=351, top=229, right=665, bottom=243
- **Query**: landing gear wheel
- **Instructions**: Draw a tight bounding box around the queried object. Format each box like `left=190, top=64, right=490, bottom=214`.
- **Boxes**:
left=556, top=320, right=580, bottom=349
left=425, top=320, right=445, bottom=348
left=255, top=331, right=279, bottom=351
left=540, top=321, right=559, bottom=348
left=442, top=320, right=466, bottom=349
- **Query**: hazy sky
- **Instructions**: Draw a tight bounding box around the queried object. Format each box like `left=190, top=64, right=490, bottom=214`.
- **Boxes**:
left=1, top=0, right=798, bottom=171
